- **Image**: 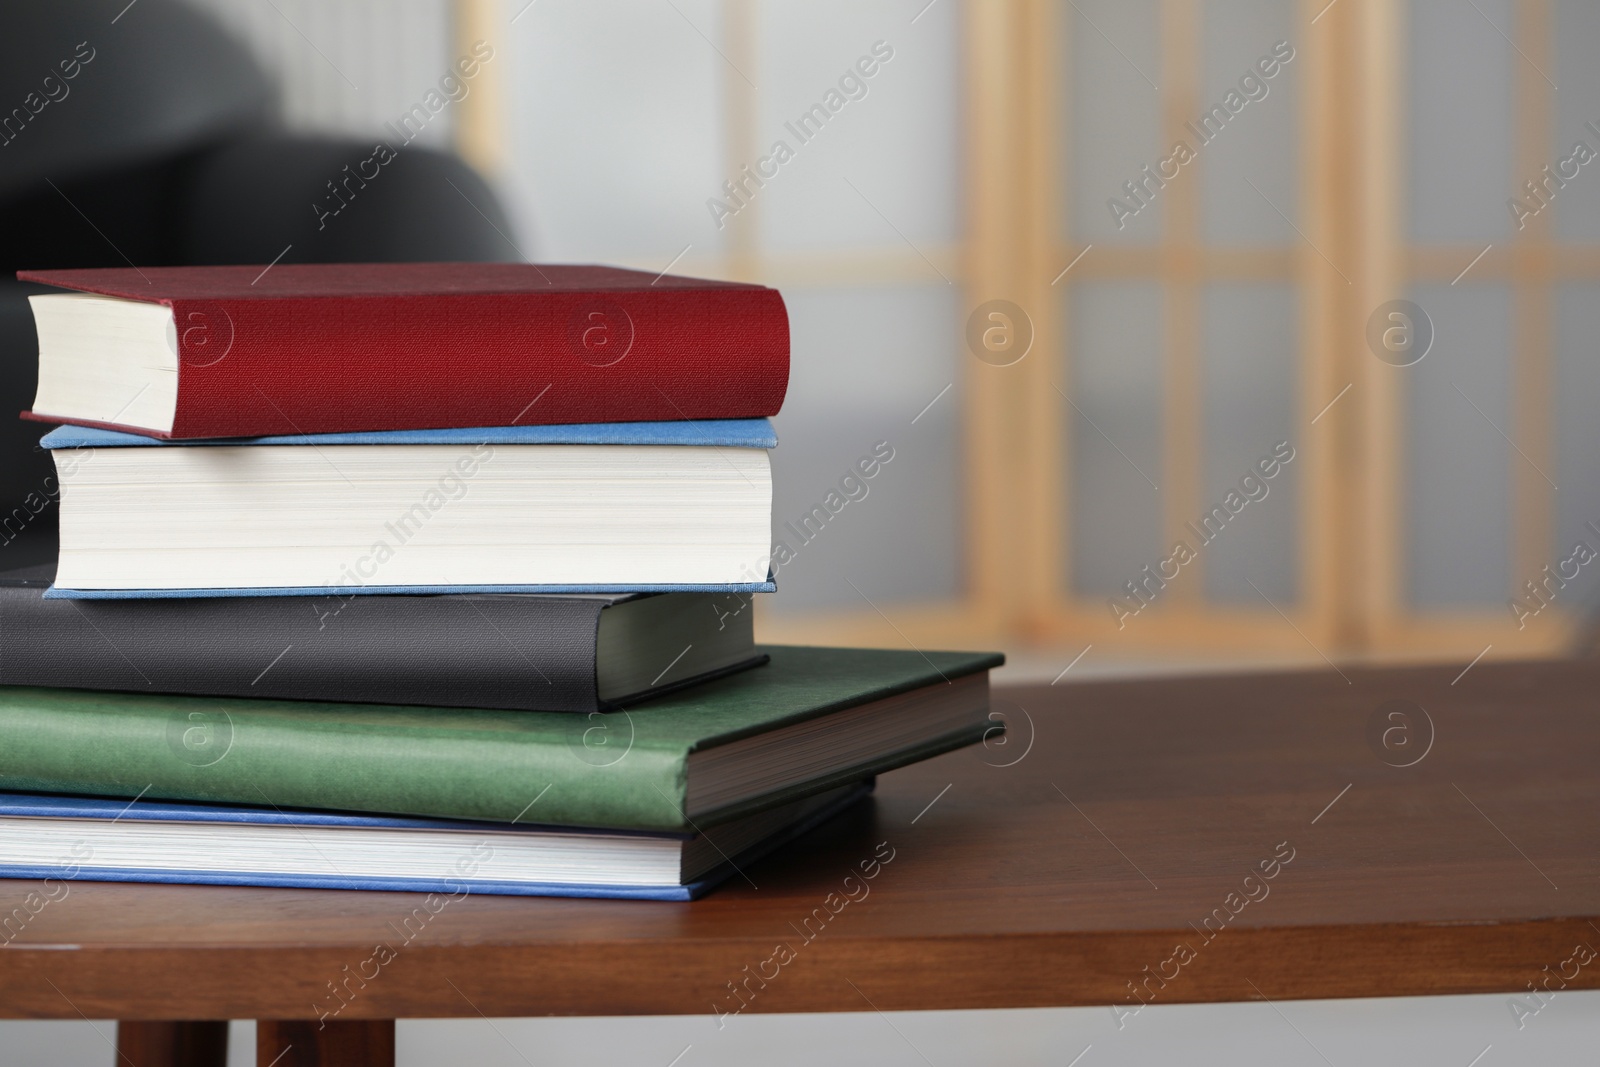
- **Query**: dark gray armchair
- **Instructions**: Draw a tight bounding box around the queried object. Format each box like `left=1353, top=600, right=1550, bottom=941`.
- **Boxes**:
left=0, top=0, right=517, bottom=561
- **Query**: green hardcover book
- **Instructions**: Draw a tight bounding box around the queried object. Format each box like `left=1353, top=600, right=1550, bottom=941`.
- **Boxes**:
left=0, top=646, right=1001, bottom=832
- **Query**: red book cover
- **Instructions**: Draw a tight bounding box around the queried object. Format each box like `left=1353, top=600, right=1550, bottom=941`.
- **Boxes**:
left=18, top=262, right=789, bottom=439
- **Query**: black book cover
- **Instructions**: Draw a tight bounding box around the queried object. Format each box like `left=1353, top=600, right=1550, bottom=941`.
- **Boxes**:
left=0, top=567, right=760, bottom=712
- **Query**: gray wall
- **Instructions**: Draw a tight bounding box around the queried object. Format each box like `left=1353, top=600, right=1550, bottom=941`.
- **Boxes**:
left=3, top=992, right=1596, bottom=1065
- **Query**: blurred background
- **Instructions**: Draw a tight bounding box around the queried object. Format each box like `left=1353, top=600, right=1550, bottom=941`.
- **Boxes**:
left=5, top=0, right=1600, bottom=678
left=2, top=0, right=1598, bottom=1063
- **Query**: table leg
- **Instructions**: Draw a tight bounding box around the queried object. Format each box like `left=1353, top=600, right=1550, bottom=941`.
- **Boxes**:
left=115, top=1021, right=229, bottom=1066
left=256, top=1019, right=395, bottom=1067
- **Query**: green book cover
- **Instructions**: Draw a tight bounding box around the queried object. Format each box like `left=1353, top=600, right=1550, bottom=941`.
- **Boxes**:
left=0, top=645, right=1001, bottom=831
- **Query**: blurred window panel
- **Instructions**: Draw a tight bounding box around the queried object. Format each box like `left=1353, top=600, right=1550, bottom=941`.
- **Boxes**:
left=1394, top=0, right=1599, bottom=639
left=1201, top=282, right=1298, bottom=603
left=1554, top=284, right=1600, bottom=606
left=1047, top=0, right=1599, bottom=652
left=1554, top=0, right=1600, bottom=242
left=772, top=287, right=963, bottom=611
left=1407, top=0, right=1514, bottom=242
left=755, top=0, right=960, bottom=253
left=504, top=0, right=725, bottom=262
left=1064, top=282, right=1165, bottom=599
left=1405, top=284, right=1513, bottom=609
left=1199, top=0, right=1300, bottom=245
left=1064, top=0, right=1164, bottom=245
left=1057, top=0, right=1310, bottom=637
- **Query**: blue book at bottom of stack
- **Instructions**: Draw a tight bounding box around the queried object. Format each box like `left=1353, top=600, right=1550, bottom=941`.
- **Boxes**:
left=0, top=782, right=871, bottom=901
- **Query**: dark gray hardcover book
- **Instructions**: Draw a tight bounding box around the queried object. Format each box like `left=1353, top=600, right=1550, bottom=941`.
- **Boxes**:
left=0, top=566, right=762, bottom=712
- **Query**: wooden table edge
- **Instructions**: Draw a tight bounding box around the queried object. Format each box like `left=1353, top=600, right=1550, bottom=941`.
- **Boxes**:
left=6, top=914, right=1599, bottom=1021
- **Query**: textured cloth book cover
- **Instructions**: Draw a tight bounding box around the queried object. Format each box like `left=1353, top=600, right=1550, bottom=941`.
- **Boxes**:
left=0, top=646, right=1000, bottom=831
left=20, top=262, right=789, bottom=438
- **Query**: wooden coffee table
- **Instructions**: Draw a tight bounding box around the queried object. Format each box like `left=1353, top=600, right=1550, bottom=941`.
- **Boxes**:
left=4, top=659, right=1597, bottom=1065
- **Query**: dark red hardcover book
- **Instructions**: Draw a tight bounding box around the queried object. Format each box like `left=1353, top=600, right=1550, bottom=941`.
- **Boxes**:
left=18, top=262, right=789, bottom=439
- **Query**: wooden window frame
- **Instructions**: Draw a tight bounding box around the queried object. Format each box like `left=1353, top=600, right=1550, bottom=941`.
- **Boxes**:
left=455, top=0, right=1584, bottom=661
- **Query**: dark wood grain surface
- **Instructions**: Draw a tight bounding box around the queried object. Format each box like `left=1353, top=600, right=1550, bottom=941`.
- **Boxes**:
left=2, top=659, right=1597, bottom=1021
left=257, top=1020, right=394, bottom=1066
left=115, top=1021, right=228, bottom=1065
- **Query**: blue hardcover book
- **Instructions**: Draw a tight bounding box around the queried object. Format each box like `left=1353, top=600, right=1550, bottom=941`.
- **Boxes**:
left=0, top=781, right=869, bottom=901
left=41, top=420, right=777, bottom=598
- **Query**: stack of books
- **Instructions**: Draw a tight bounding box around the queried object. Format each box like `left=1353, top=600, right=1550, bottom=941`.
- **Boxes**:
left=0, top=262, right=1000, bottom=900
